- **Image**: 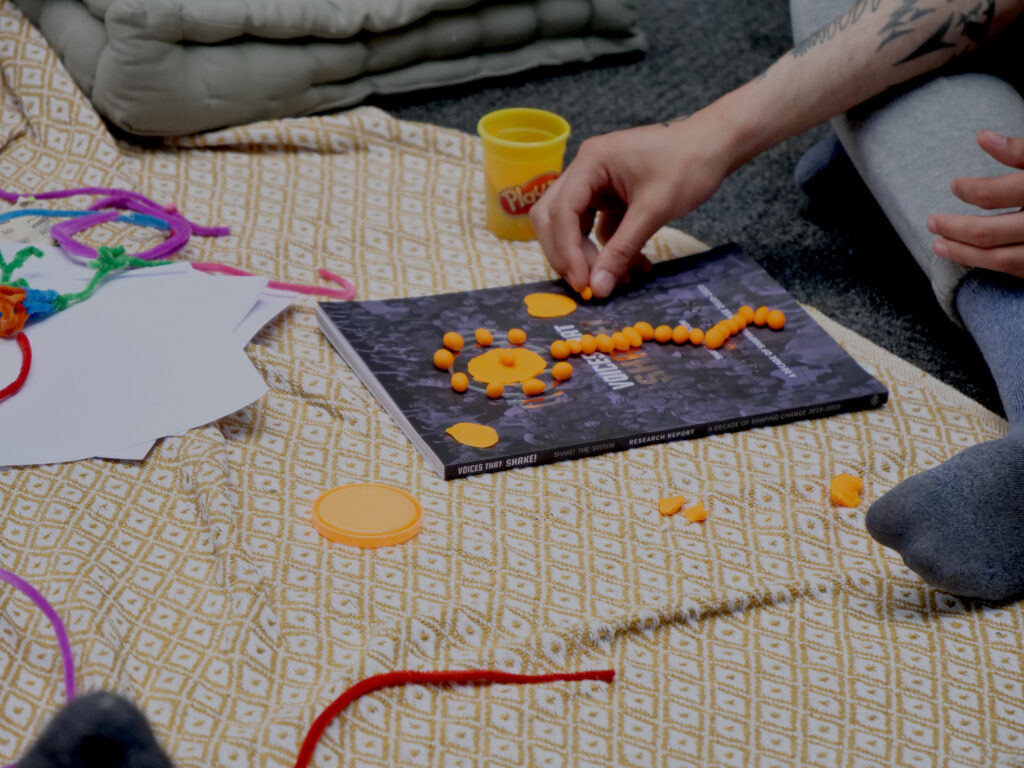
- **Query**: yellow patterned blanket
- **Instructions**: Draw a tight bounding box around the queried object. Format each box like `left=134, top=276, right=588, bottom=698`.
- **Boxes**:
left=1, top=3, right=1022, bottom=765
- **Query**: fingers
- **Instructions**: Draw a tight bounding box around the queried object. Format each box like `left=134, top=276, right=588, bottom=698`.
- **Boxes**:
left=928, top=209, right=1024, bottom=249
left=977, top=131, right=1024, bottom=171
left=932, top=237, right=1024, bottom=278
left=588, top=205, right=662, bottom=297
left=951, top=170, right=1024, bottom=210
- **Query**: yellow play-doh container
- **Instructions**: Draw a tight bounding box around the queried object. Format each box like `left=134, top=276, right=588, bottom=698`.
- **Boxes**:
left=477, top=108, right=570, bottom=241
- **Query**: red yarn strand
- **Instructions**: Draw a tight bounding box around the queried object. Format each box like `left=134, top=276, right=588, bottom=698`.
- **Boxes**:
left=0, top=332, right=31, bottom=402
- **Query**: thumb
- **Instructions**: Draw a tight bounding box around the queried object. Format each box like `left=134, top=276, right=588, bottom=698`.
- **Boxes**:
left=978, top=130, right=1024, bottom=170
left=588, top=207, right=660, bottom=298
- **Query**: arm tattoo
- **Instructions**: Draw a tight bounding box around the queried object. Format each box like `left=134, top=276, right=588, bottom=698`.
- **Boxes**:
left=884, top=0, right=996, bottom=63
left=661, top=115, right=688, bottom=128
left=793, top=0, right=883, bottom=57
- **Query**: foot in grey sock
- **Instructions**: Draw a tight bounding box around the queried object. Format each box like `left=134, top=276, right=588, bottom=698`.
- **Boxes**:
left=865, top=427, right=1024, bottom=602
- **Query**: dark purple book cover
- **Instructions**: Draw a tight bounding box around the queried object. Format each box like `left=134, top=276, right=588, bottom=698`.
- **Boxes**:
left=317, top=244, right=888, bottom=478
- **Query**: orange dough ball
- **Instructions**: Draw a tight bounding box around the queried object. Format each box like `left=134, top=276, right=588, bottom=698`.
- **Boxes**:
left=830, top=473, right=863, bottom=507
left=704, top=326, right=728, bottom=350
left=433, top=349, right=455, bottom=370
left=731, top=313, right=748, bottom=331
left=486, top=381, right=505, bottom=398
left=671, top=325, right=689, bottom=345
left=767, top=309, right=786, bottom=330
left=634, top=321, right=656, bottom=341
left=451, top=372, right=469, bottom=392
left=688, top=327, right=704, bottom=345
left=725, top=317, right=741, bottom=336
left=623, top=327, right=643, bottom=348
left=580, top=286, right=594, bottom=300
left=580, top=334, right=598, bottom=355
left=508, top=328, right=527, bottom=345
left=552, top=361, right=573, bottom=381
left=684, top=500, right=708, bottom=523
left=522, top=378, right=546, bottom=396
left=568, top=339, right=583, bottom=355
left=753, top=306, right=770, bottom=326
left=443, top=331, right=464, bottom=352
left=475, top=328, right=493, bottom=346
left=595, top=334, right=614, bottom=353
left=654, top=324, right=673, bottom=343
left=611, top=332, right=630, bottom=351
left=499, top=348, right=516, bottom=366
left=738, top=305, right=756, bottom=323
left=550, top=339, right=571, bottom=360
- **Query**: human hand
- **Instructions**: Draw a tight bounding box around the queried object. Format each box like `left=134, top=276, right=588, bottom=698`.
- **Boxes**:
left=529, top=112, right=734, bottom=298
left=927, top=131, right=1024, bottom=279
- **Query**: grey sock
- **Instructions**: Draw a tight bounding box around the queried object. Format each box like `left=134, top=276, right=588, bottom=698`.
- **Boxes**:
left=865, top=269, right=1024, bottom=602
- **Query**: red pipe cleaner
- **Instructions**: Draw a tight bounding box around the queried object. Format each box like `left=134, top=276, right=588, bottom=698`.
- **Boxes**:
left=0, top=332, right=31, bottom=402
left=294, top=668, right=615, bottom=768
left=192, top=262, right=356, bottom=300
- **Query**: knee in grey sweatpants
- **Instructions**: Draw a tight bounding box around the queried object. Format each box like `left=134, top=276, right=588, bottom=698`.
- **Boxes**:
left=788, top=0, right=1024, bottom=322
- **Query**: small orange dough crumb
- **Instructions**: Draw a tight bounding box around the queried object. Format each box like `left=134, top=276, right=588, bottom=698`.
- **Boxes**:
left=451, top=372, right=469, bottom=392
left=443, top=331, right=464, bottom=352
left=688, top=327, right=704, bottom=346
left=830, top=473, right=863, bottom=507
left=659, top=495, right=686, bottom=516
left=670, top=325, right=688, bottom=344
left=446, top=422, right=499, bottom=448
left=704, top=326, right=728, bottom=350
left=568, top=339, right=583, bottom=356
left=595, top=334, right=614, bottom=353
left=486, top=381, right=505, bottom=398
left=580, top=334, right=598, bottom=355
left=550, top=339, right=571, bottom=360
left=499, top=348, right=516, bottom=367
left=475, top=328, right=493, bottom=346
left=522, top=378, right=546, bottom=396
left=433, top=349, right=455, bottom=370
left=634, top=321, right=656, bottom=341
left=738, top=305, right=756, bottom=323
left=552, top=361, right=573, bottom=381
left=654, top=324, right=673, bottom=343
left=623, top=327, right=643, bottom=348
left=753, top=306, right=770, bottom=326
left=611, top=331, right=630, bottom=351
left=731, top=313, right=748, bottom=331
left=684, top=500, right=708, bottom=523
left=767, top=309, right=786, bottom=330
left=508, top=328, right=527, bottom=345
left=580, top=286, right=593, bottom=301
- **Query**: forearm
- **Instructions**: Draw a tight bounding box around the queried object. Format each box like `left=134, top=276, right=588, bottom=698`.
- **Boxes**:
left=704, top=0, right=1024, bottom=172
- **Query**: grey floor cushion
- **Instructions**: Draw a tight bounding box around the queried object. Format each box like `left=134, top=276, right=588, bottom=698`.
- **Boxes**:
left=13, top=0, right=644, bottom=136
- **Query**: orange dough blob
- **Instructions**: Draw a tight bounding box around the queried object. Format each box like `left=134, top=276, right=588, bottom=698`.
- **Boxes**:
left=475, top=328, right=493, bottom=346
left=731, top=313, right=748, bottom=331
left=623, top=327, right=643, bottom=348
left=671, top=325, right=688, bottom=345
left=595, top=334, right=614, bottom=353
left=654, top=325, right=673, bottom=343
left=522, top=378, right=546, bottom=396
left=579, top=334, right=598, bottom=354
left=704, top=327, right=728, bottom=350
left=580, top=286, right=593, bottom=300
left=446, top=422, right=499, bottom=448
left=568, top=339, right=583, bottom=356
left=508, top=328, right=527, bottom=345
left=433, top=349, right=455, bottom=370
left=469, top=347, right=547, bottom=385
left=486, top=382, right=505, bottom=399
left=659, top=495, right=686, bottom=516
left=524, top=292, right=578, bottom=318
left=684, top=500, right=708, bottom=523
left=611, top=332, right=629, bottom=351
left=754, top=306, right=770, bottom=326
left=552, top=361, right=573, bottom=381
left=688, top=328, right=704, bottom=346
left=443, top=331, right=464, bottom=351
left=767, top=309, right=786, bottom=330
left=738, top=305, right=756, bottom=323
left=634, top=321, right=655, bottom=341
left=451, top=372, right=469, bottom=392
left=550, top=340, right=571, bottom=360
left=830, top=473, right=863, bottom=507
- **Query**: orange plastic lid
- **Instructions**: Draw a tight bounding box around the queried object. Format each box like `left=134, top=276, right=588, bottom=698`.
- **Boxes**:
left=312, top=483, right=423, bottom=548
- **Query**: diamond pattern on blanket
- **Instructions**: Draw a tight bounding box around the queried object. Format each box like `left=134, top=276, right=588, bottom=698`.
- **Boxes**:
left=2, top=2, right=1022, bottom=766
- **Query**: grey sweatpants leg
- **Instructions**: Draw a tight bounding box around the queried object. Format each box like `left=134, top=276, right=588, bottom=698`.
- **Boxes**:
left=789, top=0, right=1024, bottom=322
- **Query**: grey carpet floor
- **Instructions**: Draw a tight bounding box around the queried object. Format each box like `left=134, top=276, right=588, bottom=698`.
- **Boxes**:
left=378, top=0, right=1003, bottom=416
